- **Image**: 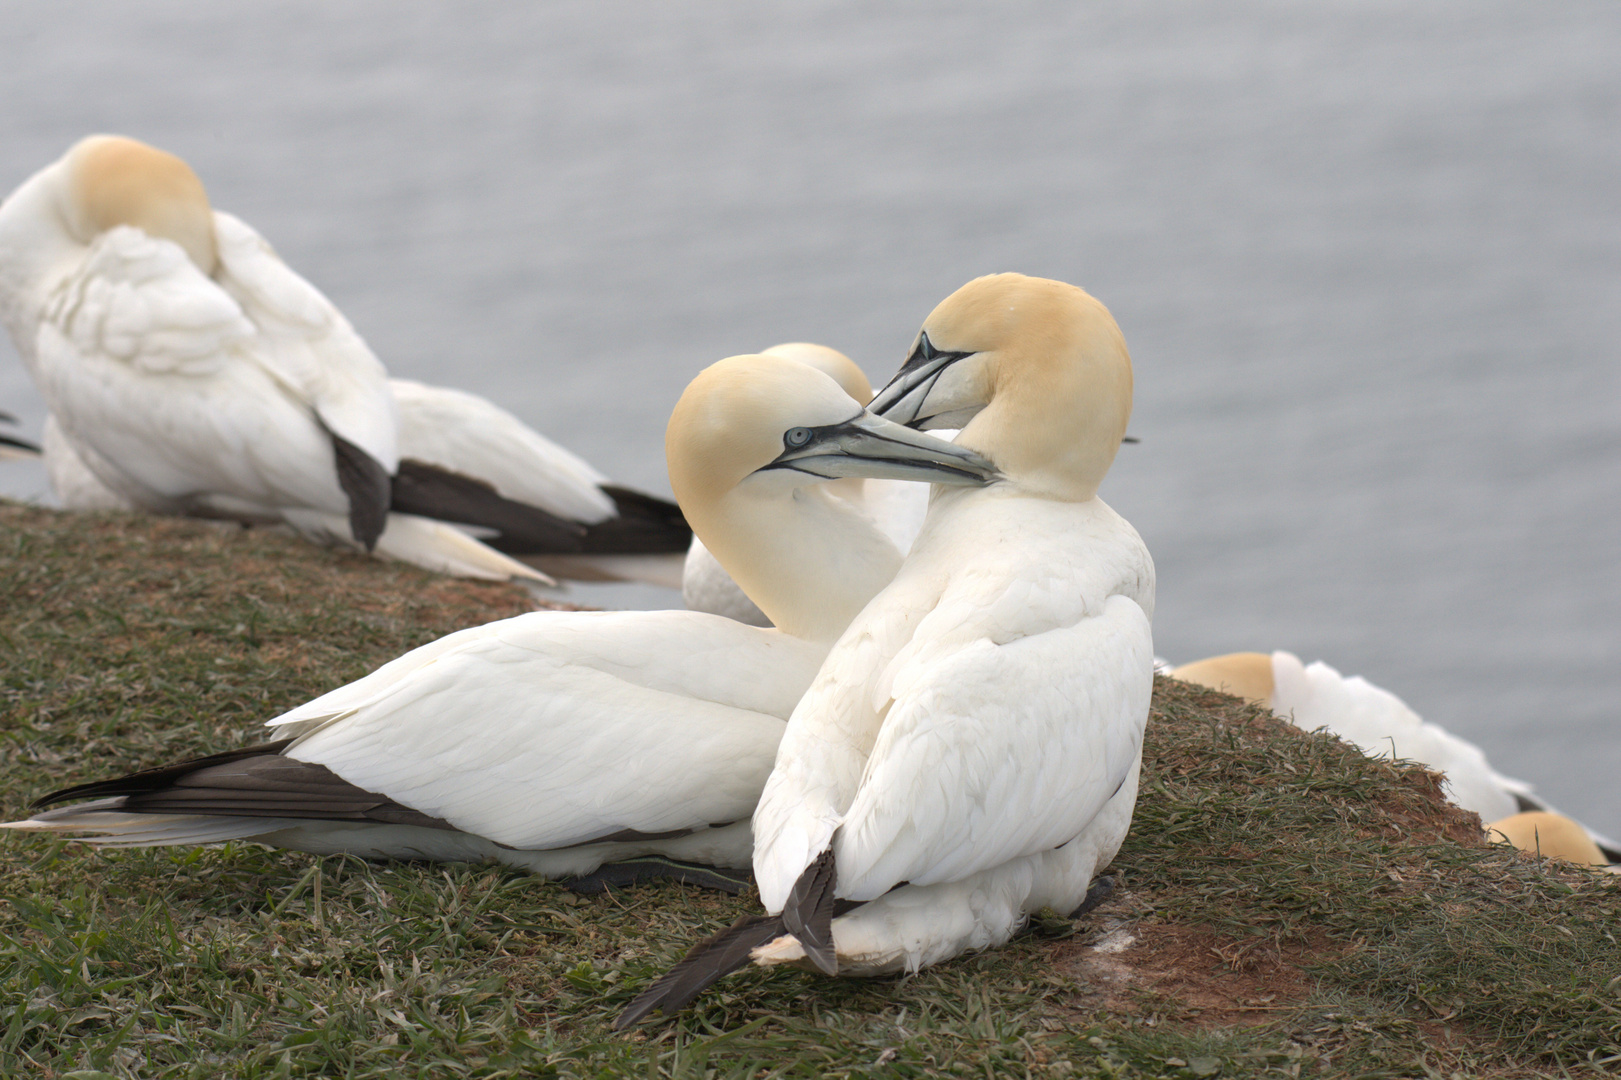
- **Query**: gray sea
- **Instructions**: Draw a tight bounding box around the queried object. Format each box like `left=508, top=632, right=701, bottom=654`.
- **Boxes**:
left=1, top=2, right=1616, bottom=835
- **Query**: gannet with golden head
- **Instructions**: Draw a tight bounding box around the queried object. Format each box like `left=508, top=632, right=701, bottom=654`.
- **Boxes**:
left=1170, top=651, right=1620, bottom=863
left=0, top=135, right=692, bottom=583
left=619, top=273, right=1153, bottom=1025
left=4, top=355, right=996, bottom=887
left=683, top=342, right=935, bottom=623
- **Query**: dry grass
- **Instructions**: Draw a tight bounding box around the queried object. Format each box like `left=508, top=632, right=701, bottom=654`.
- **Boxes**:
left=2, top=502, right=1618, bottom=1078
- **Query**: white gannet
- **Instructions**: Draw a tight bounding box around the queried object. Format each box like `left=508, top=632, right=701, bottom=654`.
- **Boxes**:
left=37, top=378, right=693, bottom=585
left=683, top=343, right=931, bottom=624
left=619, top=273, right=1154, bottom=1025
left=1169, top=651, right=1620, bottom=862
left=0, top=135, right=690, bottom=583
left=0, top=410, right=39, bottom=460
left=3, top=355, right=996, bottom=888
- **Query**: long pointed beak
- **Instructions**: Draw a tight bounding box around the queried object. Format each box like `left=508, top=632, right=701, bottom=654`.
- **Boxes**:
left=868, top=353, right=961, bottom=428
left=760, top=410, right=999, bottom=486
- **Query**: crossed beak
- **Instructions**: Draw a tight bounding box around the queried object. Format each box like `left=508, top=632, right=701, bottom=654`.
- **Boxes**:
left=760, top=410, right=998, bottom=486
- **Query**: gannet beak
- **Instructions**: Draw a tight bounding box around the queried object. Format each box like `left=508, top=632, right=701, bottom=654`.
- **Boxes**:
left=760, top=410, right=999, bottom=486
left=868, top=330, right=977, bottom=429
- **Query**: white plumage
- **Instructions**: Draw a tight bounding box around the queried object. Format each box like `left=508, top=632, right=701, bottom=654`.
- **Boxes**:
left=682, top=342, right=931, bottom=624
left=624, top=273, right=1155, bottom=1020
left=4, top=355, right=996, bottom=883
left=1169, top=650, right=1619, bottom=862
left=748, top=276, right=1153, bottom=978
left=0, top=135, right=690, bottom=584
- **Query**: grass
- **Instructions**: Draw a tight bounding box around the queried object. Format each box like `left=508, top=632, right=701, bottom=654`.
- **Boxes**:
left=2, top=500, right=1618, bottom=1078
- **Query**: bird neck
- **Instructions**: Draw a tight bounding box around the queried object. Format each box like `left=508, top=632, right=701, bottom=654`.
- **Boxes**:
left=0, top=164, right=84, bottom=355
left=690, top=483, right=903, bottom=642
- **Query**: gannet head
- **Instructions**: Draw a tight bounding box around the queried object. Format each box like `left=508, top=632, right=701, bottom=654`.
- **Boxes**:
left=1169, top=652, right=1276, bottom=707
left=59, top=135, right=218, bottom=276
left=869, top=273, right=1133, bottom=501
left=668, top=354, right=996, bottom=516
left=762, top=343, right=874, bottom=404
left=669, top=354, right=997, bottom=638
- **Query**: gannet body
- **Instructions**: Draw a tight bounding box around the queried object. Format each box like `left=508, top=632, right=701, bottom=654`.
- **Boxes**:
left=683, top=343, right=931, bottom=624
left=620, top=273, right=1153, bottom=1024
left=1169, top=651, right=1620, bottom=862
left=0, top=135, right=690, bottom=583
left=6, top=356, right=996, bottom=884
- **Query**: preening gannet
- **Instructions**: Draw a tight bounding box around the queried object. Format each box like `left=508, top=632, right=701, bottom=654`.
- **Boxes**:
left=0, top=135, right=690, bottom=583
left=3, top=355, right=996, bottom=887
left=683, top=343, right=932, bottom=624
left=0, top=410, right=39, bottom=460
left=1169, top=651, right=1620, bottom=863
left=619, top=273, right=1154, bottom=1026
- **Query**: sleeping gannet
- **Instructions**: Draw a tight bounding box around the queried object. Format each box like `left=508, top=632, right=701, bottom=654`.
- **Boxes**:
left=3, top=355, right=996, bottom=887
left=0, top=135, right=690, bottom=583
left=619, top=273, right=1153, bottom=1025
left=0, top=410, right=39, bottom=460
left=683, top=343, right=932, bottom=624
left=1170, top=651, right=1620, bottom=863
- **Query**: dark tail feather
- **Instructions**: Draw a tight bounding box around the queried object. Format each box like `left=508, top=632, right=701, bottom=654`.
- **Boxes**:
left=580, top=485, right=691, bottom=555
left=392, top=460, right=587, bottom=553
left=781, top=848, right=839, bottom=975
left=32, top=740, right=296, bottom=809
left=330, top=432, right=392, bottom=551
left=614, top=913, right=787, bottom=1029
left=29, top=740, right=453, bottom=830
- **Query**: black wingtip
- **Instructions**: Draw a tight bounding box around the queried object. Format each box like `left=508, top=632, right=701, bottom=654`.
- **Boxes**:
left=613, top=913, right=788, bottom=1030
left=0, top=432, right=41, bottom=455
left=330, top=433, right=392, bottom=551
left=584, top=485, right=692, bottom=555
left=781, top=848, right=839, bottom=976
left=30, top=739, right=296, bottom=810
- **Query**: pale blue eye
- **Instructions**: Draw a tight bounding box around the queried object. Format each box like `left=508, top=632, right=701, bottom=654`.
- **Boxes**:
left=785, top=427, right=813, bottom=448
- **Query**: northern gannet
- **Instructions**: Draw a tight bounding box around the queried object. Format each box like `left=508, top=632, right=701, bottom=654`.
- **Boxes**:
left=0, top=410, right=39, bottom=460
left=3, top=355, right=996, bottom=887
left=0, top=135, right=690, bottom=583
left=682, top=342, right=932, bottom=624
left=36, top=377, right=693, bottom=586
left=1169, top=651, right=1621, bottom=863
left=620, top=273, right=1154, bottom=1025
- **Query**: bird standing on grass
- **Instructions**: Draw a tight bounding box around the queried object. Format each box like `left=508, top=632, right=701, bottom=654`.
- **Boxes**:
left=3, top=355, right=997, bottom=889
left=619, top=273, right=1154, bottom=1026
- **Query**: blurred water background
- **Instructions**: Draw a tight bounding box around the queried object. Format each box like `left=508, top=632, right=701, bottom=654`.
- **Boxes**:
left=1, top=2, right=1616, bottom=835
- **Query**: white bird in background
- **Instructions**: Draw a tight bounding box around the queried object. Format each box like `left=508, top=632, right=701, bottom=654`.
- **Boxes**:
left=1168, top=651, right=1619, bottom=863
left=37, top=377, right=693, bottom=587
left=0, top=134, right=692, bottom=583
left=683, top=342, right=932, bottom=624
left=0, top=409, right=39, bottom=461
left=620, top=273, right=1154, bottom=1026
left=3, top=354, right=996, bottom=889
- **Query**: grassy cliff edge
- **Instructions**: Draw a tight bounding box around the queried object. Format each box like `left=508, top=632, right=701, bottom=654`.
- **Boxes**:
left=2, top=502, right=1617, bottom=1079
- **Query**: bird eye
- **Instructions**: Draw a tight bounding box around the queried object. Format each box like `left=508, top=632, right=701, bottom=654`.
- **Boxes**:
left=785, top=427, right=813, bottom=448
